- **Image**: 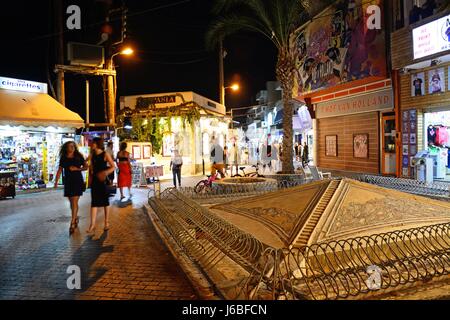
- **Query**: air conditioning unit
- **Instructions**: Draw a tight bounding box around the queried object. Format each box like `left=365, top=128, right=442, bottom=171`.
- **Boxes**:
left=67, top=42, right=105, bottom=67
left=261, top=121, right=268, bottom=128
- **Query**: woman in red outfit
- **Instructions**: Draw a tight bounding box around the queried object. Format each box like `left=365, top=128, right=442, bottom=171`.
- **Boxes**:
left=116, top=142, right=132, bottom=200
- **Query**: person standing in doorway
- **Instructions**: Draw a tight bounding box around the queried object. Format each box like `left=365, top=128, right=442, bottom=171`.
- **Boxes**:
left=302, top=142, right=309, bottom=167
left=210, top=139, right=225, bottom=178
left=87, top=137, right=116, bottom=234
left=116, top=142, right=132, bottom=200
left=223, top=146, right=229, bottom=176
left=229, top=143, right=239, bottom=176
left=170, top=149, right=183, bottom=188
left=294, top=143, right=300, bottom=162
left=54, top=141, right=88, bottom=235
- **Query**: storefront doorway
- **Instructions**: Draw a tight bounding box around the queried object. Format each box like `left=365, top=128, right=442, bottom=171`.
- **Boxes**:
left=381, top=114, right=396, bottom=175
left=423, top=110, right=450, bottom=182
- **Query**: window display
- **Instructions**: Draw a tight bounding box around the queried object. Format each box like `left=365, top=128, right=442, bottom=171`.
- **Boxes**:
left=424, top=110, right=450, bottom=181
left=0, top=129, right=72, bottom=191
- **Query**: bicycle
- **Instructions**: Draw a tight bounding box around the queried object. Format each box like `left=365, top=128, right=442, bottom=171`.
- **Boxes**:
left=194, top=173, right=219, bottom=193
left=231, top=165, right=265, bottom=178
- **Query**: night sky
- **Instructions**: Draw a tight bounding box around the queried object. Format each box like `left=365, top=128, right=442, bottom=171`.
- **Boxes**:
left=0, top=0, right=277, bottom=122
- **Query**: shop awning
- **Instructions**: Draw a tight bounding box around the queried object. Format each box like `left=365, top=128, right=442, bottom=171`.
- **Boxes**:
left=0, top=89, right=84, bottom=128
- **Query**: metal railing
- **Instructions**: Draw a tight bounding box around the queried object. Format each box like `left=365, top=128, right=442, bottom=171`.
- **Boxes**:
left=355, top=175, right=450, bottom=200
left=149, top=189, right=450, bottom=300
left=175, top=180, right=306, bottom=202
left=244, top=222, right=450, bottom=300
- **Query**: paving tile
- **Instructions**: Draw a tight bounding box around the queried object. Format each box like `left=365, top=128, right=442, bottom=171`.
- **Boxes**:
left=0, top=188, right=197, bottom=300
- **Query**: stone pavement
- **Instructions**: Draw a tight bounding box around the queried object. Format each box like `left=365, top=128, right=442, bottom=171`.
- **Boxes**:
left=0, top=187, right=199, bottom=300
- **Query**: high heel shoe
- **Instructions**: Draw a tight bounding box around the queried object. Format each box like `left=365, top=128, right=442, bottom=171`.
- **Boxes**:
left=86, top=226, right=96, bottom=234
left=104, top=223, right=110, bottom=231
left=69, top=223, right=76, bottom=235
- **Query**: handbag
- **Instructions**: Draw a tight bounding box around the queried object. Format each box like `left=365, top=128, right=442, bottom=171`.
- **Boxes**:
left=105, top=176, right=117, bottom=197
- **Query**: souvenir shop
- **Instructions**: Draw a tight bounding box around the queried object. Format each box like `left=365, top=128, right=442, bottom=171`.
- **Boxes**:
left=391, top=11, right=450, bottom=181
left=0, top=76, right=84, bottom=198
left=119, top=91, right=230, bottom=176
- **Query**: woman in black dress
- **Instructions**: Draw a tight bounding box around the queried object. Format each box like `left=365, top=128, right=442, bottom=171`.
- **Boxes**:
left=86, top=137, right=116, bottom=234
left=54, top=141, right=88, bottom=235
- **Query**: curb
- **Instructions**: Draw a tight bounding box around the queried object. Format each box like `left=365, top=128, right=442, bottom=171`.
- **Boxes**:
left=143, top=204, right=221, bottom=300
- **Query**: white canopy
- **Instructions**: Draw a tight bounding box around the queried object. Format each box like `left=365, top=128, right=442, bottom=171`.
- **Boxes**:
left=0, top=89, right=84, bottom=128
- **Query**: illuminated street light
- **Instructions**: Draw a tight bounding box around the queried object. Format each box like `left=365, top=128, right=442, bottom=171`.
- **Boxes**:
left=225, top=83, right=240, bottom=92
left=121, top=47, right=134, bottom=55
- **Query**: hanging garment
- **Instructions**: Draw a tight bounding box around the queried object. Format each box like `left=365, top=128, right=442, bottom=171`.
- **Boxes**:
left=435, top=126, right=449, bottom=146
left=428, top=125, right=437, bottom=145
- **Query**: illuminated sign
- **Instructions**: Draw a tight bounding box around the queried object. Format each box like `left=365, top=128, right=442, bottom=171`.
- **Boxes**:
left=413, top=14, right=450, bottom=60
left=0, top=76, right=48, bottom=94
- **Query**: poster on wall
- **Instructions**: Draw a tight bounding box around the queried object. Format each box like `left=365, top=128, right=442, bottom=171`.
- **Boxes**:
left=402, top=145, right=409, bottom=156
left=402, top=133, right=409, bottom=143
left=291, top=0, right=386, bottom=95
left=143, top=145, right=152, bottom=159
left=162, top=133, right=174, bottom=157
left=325, top=135, right=338, bottom=157
left=402, top=155, right=409, bottom=168
left=132, top=145, right=141, bottom=160
left=428, top=68, right=445, bottom=94
left=353, top=134, right=369, bottom=158
left=410, top=133, right=417, bottom=145
left=411, top=73, right=425, bottom=96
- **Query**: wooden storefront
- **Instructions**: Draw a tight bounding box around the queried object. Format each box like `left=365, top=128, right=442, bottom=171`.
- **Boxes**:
left=317, top=112, right=380, bottom=173
left=311, top=81, right=394, bottom=174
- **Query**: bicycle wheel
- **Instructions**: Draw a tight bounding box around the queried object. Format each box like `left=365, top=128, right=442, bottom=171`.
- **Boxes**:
left=245, top=172, right=258, bottom=178
left=194, top=180, right=208, bottom=193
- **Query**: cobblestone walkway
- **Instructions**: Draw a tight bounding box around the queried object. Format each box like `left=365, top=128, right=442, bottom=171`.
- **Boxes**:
left=0, top=189, right=197, bottom=300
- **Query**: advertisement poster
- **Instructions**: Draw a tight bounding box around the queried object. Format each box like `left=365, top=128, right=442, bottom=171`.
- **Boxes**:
left=411, top=72, right=425, bottom=96
left=428, top=68, right=445, bottom=94
left=291, top=0, right=386, bottom=95
left=413, top=13, right=450, bottom=59
left=403, top=145, right=409, bottom=156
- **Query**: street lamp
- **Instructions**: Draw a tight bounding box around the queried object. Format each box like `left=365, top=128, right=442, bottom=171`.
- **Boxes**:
left=226, top=83, right=240, bottom=92
left=107, top=47, right=134, bottom=127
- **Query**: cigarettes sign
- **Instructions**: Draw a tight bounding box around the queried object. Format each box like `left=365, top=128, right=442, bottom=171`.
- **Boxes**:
left=413, top=14, right=450, bottom=60
left=0, top=76, right=48, bottom=94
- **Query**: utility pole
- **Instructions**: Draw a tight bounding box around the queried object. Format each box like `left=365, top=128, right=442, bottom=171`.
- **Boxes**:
left=54, top=0, right=65, bottom=105
left=106, top=57, right=116, bottom=126
left=219, top=39, right=225, bottom=106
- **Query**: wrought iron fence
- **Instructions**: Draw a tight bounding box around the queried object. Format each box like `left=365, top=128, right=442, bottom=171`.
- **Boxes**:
left=149, top=189, right=450, bottom=300
left=244, top=222, right=450, bottom=300
left=175, top=180, right=305, bottom=201
left=355, top=175, right=450, bottom=200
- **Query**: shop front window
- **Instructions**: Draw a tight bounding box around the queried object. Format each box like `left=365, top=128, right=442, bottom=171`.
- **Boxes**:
left=384, top=119, right=396, bottom=153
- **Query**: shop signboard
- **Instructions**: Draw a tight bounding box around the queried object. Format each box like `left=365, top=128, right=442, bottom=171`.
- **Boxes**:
left=315, top=88, right=393, bottom=119
left=0, top=76, right=48, bottom=94
left=413, top=14, right=450, bottom=60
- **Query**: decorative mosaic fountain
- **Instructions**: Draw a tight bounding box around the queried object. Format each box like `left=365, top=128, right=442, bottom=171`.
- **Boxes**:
left=148, top=178, right=450, bottom=300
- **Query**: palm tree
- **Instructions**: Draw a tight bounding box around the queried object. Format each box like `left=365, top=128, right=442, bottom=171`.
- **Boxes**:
left=207, top=0, right=323, bottom=173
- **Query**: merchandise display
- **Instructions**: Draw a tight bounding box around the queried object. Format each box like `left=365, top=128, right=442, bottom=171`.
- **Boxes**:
left=0, top=129, right=75, bottom=191
left=424, top=111, right=450, bottom=181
